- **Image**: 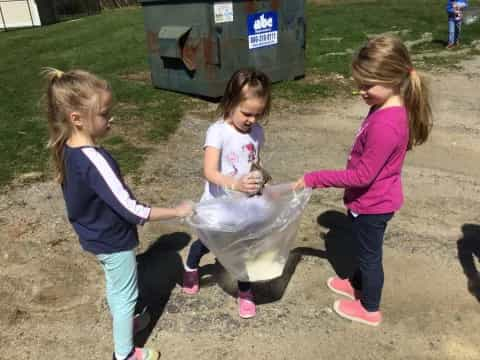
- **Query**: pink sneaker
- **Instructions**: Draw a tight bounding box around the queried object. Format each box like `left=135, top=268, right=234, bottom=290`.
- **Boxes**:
left=128, top=347, right=160, bottom=360
left=182, top=269, right=199, bottom=295
left=333, top=299, right=382, bottom=326
left=327, top=276, right=361, bottom=300
left=238, top=290, right=256, bottom=319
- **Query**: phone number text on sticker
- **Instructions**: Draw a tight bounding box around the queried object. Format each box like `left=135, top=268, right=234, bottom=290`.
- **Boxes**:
left=247, top=11, right=278, bottom=49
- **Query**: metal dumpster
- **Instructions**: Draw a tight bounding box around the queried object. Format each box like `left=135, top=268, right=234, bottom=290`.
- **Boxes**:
left=138, top=0, right=306, bottom=98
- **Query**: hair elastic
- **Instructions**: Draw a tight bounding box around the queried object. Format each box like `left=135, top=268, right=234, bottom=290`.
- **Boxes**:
left=54, top=69, right=64, bottom=79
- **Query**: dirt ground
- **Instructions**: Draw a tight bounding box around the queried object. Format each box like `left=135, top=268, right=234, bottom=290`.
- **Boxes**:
left=2, top=55, right=480, bottom=360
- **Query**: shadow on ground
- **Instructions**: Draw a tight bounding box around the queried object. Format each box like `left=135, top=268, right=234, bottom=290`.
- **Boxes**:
left=134, top=232, right=191, bottom=345
left=457, top=224, right=480, bottom=302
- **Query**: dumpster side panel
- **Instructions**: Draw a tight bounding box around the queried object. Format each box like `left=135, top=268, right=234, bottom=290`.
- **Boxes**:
left=140, top=0, right=305, bottom=98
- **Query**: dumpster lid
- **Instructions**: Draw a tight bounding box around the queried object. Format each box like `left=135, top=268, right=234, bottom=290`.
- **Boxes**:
left=158, top=26, right=191, bottom=41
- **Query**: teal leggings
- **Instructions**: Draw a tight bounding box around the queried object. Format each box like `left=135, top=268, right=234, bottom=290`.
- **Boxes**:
left=97, top=250, right=138, bottom=358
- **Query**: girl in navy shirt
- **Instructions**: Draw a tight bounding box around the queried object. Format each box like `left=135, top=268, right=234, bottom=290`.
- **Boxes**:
left=44, top=68, right=192, bottom=360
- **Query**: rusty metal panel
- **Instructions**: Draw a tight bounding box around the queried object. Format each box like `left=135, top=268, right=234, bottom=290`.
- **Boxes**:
left=158, top=25, right=192, bottom=59
left=138, top=0, right=305, bottom=98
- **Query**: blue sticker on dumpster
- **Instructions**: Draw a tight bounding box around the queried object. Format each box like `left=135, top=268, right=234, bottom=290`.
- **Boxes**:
left=247, top=11, right=278, bottom=49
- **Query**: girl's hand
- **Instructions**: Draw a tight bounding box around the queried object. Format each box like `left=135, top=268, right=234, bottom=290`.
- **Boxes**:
left=175, top=201, right=195, bottom=217
left=292, top=176, right=306, bottom=191
left=234, top=174, right=261, bottom=195
left=249, top=170, right=264, bottom=186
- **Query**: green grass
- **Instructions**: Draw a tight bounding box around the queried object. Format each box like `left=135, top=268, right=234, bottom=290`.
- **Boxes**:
left=277, top=0, right=480, bottom=98
left=0, top=1, right=479, bottom=186
left=103, top=135, right=147, bottom=173
left=273, top=78, right=334, bottom=100
left=0, top=8, right=183, bottom=186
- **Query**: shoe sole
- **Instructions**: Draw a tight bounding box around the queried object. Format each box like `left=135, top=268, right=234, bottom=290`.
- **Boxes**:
left=239, top=313, right=256, bottom=319
left=326, top=277, right=355, bottom=300
left=333, top=300, right=381, bottom=327
left=238, top=298, right=256, bottom=319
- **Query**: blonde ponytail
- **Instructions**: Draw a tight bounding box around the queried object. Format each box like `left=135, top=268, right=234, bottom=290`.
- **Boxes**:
left=352, top=35, right=433, bottom=150
left=42, top=68, right=110, bottom=183
left=401, top=69, right=433, bottom=150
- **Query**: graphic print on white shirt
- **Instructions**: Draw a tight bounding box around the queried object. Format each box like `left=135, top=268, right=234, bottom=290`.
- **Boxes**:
left=201, top=120, right=265, bottom=201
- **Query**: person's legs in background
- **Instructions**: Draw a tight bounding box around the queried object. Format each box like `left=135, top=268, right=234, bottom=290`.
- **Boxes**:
left=447, top=15, right=456, bottom=47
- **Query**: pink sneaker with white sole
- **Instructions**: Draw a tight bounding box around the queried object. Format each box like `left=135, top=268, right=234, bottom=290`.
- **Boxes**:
left=238, top=290, right=256, bottom=319
left=129, top=347, right=160, bottom=360
left=333, top=299, right=382, bottom=326
left=327, top=276, right=361, bottom=300
left=182, top=269, right=199, bottom=295
left=115, top=347, right=160, bottom=360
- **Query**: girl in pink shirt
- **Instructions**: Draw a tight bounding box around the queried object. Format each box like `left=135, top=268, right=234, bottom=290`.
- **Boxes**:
left=294, top=35, right=433, bottom=326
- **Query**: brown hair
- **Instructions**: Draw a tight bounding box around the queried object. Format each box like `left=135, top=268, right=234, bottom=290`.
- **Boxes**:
left=43, top=68, right=110, bottom=183
left=351, top=35, right=433, bottom=150
left=217, top=68, right=272, bottom=122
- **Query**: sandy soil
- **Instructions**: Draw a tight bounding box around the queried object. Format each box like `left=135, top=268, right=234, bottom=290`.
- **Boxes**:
left=1, top=56, right=480, bottom=360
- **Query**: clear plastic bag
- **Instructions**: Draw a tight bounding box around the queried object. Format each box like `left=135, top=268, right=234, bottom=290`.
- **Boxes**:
left=185, top=184, right=312, bottom=282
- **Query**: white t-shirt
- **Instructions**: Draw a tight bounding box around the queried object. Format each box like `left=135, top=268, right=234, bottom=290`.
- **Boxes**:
left=201, top=120, right=265, bottom=201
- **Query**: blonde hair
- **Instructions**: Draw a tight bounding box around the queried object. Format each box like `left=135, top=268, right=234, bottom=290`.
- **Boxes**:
left=217, top=68, right=272, bottom=122
left=43, top=68, right=110, bottom=183
left=352, top=35, right=433, bottom=150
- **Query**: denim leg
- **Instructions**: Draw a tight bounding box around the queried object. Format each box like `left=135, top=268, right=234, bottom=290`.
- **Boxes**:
left=455, top=20, right=462, bottom=44
left=186, top=239, right=210, bottom=269
left=347, top=212, right=362, bottom=291
left=350, top=268, right=362, bottom=291
left=97, top=250, right=138, bottom=358
left=448, top=17, right=456, bottom=44
left=349, top=213, right=393, bottom=312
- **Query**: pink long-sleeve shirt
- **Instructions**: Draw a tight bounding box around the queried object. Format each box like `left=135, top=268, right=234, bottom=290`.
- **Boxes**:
left=304, top=106, right=409, bottom=214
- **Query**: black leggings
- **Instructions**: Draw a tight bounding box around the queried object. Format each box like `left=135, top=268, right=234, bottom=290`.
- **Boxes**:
left=348, top=212, right=394, bottom=312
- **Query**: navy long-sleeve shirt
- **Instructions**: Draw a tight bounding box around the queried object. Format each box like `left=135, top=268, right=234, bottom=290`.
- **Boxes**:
left=62, top=145, right=151, bottom=254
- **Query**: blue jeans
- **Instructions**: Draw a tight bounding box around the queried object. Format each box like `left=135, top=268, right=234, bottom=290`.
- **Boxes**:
left=348, top=212, right=394, bottom=312
left=186, top=239, right=251, bottom=292
left=448, top=16, right=462, bottom=44
left=97, top=250, right=138, bottom=358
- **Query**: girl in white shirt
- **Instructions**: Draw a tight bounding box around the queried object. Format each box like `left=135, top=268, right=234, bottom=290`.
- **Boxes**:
left=182, top=68, right=272, bottom=319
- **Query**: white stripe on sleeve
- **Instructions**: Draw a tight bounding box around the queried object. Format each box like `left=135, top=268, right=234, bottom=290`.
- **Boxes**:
left=82, top=148, right=150, bottom=220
